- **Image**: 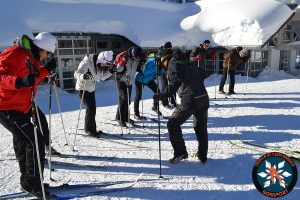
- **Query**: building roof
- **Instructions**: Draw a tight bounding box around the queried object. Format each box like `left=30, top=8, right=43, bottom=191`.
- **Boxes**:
left=0, top=0, right=295, bottom=49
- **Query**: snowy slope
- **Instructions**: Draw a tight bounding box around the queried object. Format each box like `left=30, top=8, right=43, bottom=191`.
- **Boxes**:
left=0, top=69, right=300, bottom=199
left=0, top=0, right=293, bottom=48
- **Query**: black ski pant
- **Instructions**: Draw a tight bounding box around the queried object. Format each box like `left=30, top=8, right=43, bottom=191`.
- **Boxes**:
left=0, top=109, right=46, bottom=191
left=167, top=98, right=208, bottom=160
left=160, top=74, right=176, bottom=106
left=134, top=80, right=159, bottom=115
left=77, top=90, right=97, bottom=134
left=219, top=68, right=235, bottom=93
left=115, top=80, right=132, bottom=123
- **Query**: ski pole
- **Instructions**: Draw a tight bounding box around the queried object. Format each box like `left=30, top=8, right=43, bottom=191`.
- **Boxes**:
left=126, top=73, right=131, bottom=134
left=115, top=73, right=124, bottom=135
left=156, top=61, right=163, bottom=179
left=48, top=72, right=54, bottom=181
left=53, top=80, right=68, bottom=145
left=26, top=58, right=46, bottom=200
left=141, top=83, right=145, bottom=128
left=34, top=100, right=55, bottom=182
left=72, top=80, right=87, bottom=151
left=244, top=60, right=250, bottom=95
left=213, top=57, right=217, bottom=99
left=141, top=62, right=146, bottom=128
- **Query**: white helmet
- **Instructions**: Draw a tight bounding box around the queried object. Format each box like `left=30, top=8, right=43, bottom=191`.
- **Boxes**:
left=33, top=32, right=56, bottom=53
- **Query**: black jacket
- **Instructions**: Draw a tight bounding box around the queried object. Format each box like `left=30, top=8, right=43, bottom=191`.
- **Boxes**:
left=189, top=45, right=211, bottom=68
left=166, top=51, right=209, bottom=105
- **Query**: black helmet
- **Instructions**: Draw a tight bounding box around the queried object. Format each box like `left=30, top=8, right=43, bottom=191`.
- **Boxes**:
left=131, top=47, right=142, bottom=59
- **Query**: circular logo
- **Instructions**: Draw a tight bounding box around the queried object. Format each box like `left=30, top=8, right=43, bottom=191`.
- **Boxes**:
left=252, top=152, right=298, bottom=198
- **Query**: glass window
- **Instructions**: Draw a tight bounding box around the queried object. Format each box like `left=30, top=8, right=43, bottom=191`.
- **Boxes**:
left=97, top=41, right=107, bottom=49
left=112, top=41, right=121, bottom=49
left=59, top=49, right=73, bottom=55
left=74, top=49, right=87, bottom=55
left=74, top=40, right=87, bottom=48
left=60, top=58, right=73, bottom=68
left=75, top=57, right=83, bottom=68
left=58, top=40, right=72, bottom=48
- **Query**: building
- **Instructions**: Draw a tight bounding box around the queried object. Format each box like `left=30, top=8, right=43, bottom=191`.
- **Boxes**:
left=47, top=33, right=137, bottom=92
left=1, top=0, right=298, bottom=92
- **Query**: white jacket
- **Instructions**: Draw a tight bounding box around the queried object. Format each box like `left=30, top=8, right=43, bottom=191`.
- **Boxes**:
left=74, top=53, right=112, bottom=92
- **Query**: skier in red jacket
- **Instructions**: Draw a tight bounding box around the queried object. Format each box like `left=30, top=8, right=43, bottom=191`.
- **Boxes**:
left=0, top=32, right=57, bottom=198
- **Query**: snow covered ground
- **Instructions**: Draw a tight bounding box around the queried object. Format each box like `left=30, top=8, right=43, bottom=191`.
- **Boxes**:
left=0, top=68, right=300, bottom=199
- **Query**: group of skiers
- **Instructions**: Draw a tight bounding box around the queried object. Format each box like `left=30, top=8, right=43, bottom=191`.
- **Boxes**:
left=0, top=32, right=251, bottom=198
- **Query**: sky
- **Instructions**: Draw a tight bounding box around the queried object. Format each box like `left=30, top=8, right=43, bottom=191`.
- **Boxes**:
left=0, top=0, right=294, bottom=49
left=0, top=67, right=300, bottom=199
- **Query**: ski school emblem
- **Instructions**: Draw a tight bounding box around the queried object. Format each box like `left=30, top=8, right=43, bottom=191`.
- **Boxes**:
left=252, top=152, right=298, bottom=198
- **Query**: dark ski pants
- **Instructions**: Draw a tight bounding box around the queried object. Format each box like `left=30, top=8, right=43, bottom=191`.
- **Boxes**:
left=115, top=80, right=132, bottom=123
left=134, top=80, right=159, bottom=115
left=77, top=90, right=97, bottom=134
left=160, top=74, right=176, bottom=106
left=219, top=68, right=236, bottom=93
left=0, top=109, right=46, bottom=191
left=167, top=99, right=208, bottom=159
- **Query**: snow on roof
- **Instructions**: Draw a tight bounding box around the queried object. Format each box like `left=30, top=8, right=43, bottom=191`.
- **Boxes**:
left=0, top=0, right=294, bottom=49
left=181, top=0, right=294, bottom=47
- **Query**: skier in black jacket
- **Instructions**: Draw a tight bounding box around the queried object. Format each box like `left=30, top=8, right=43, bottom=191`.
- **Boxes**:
left=154, top=49, right=209, bottom=164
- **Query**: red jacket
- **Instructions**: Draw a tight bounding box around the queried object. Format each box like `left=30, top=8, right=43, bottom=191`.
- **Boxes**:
left=0, top=45, right=49, bottom=113
left=114, top=51, right=128, bottom=67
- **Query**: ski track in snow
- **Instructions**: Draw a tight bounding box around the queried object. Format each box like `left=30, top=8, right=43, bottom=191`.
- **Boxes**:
left=1, top=71, right=300, bottom=199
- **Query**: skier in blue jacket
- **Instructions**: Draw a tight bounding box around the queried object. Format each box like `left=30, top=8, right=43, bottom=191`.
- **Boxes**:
left=134, top=54, right=163, bottom=120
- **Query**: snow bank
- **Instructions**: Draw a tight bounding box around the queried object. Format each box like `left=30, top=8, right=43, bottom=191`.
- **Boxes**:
left=256, top=66, right=296, bottom=81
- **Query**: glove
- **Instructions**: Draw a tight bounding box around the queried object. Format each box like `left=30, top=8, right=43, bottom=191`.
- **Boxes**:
left=16, top=73, right=36, bottom=88
left=48, top=72, right=57, bottom=84
left=108, top=63, right=118, bottom=74
left=45, top=58, right=57, bottom=72
left=83, top=71, right=92, bottom=80
left=210, top=51, right=217, bottom=59
left=196, top=53, right=202, bottom=61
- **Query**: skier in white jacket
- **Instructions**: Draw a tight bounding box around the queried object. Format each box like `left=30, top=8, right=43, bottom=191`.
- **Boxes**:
left=74, top=50, right=114, bottom=137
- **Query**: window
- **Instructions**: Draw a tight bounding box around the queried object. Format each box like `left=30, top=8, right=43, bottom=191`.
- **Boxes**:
left=74, top=40, right=87, bottom=48
left=112, top=41, right=121, bottom=49
left=58, top=40, right=72, bottom=48
left=59, top=49, right=73, bottom=55
left=97, top=41, right=108, bottom=49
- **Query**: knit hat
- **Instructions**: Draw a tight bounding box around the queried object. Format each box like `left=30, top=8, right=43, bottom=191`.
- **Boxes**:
left=240, top=49, right=249, bottom=57
left=33, top=32, right=56, bottom=53
left=96, top=50, right=113, bottom=64
left=202, top=40, right=210, bottom=45
left=160, top=48, right=173, bottom=62
left=163, top=41, right=172, bottom=49
left=131, top=47, right=142, bottom=59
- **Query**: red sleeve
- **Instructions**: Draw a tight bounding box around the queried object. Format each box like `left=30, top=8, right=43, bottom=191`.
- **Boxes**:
left=0, top=47, right=23, bottom=90
left=36, top=62, right=50, bottom=82
left=114, top=51, right=128, bottom=67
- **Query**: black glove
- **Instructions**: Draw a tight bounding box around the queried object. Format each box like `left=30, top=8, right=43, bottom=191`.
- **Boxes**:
left=45, top=58, right=57, bottom=72
left=16, top=73, right=36, bottom=88
left=83, top=71, right=92, bottom=80
left=108, top=63, right=117, bottom=74
left=48, top=72, right=57, bottom=84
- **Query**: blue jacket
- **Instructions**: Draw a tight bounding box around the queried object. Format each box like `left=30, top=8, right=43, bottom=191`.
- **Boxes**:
left=135, top=57, right=163, bottom=84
